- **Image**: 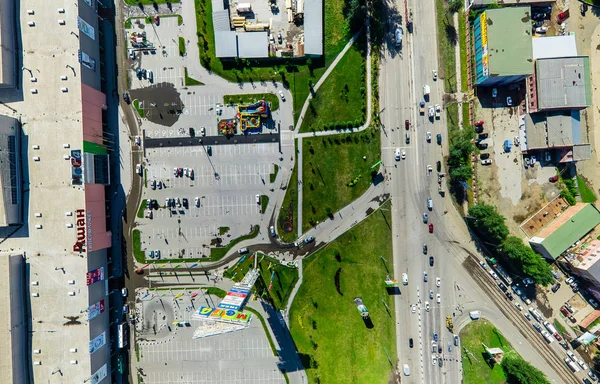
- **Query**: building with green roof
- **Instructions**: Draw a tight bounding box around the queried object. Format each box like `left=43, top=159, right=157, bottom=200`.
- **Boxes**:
left=473, top=7, right=534, bottom=86
left=529, top=204, right=600, bottom=260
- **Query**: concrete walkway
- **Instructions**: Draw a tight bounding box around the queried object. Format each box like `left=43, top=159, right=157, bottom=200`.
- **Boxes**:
left=297, top=138, right=303, bottom=237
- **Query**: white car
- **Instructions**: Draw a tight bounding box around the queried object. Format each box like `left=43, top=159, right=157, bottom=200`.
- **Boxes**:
left=395, top=148, right=401, bottom=161
left=134, top=135, right=141, bottom=145
left=432, top=355, right=437, bottom=366
left=530, top=156, right=537, bottom=165
left=432, top=70, right=438, bottom=81
left=506, top=96, right=512, bottom=106
left=278, top=90, right=285, bottom=101
left=481, top=159, right=493, bottom=165
left=427, top=165, right=432, bottom=175
left=436, top=293, right=441, bottom=304
left=479, top=261, right=488, bottom=270
left=136, top=164, right=142, bottom=174
left=195, top=197, right=200, bottom=207
left=423, top=272, right=428, bottom=282
left=123, top=304, right=129, bottom=314
left=200, top=127, right=206, bottom=136
left=578, top=359, right=589, bottom=370
left=401, top=150, right=406, bottom=160
left=411, top=304, right=416, bottom=314
left=515, top=302, right=523, bottom=311
left=566, top=277, right=575, bottom=285
left=428, top=106, right=434, bottom=117
left=436, top=277, right=441, bottom=287
left=121, top=288, right=128, bottom=297
left=425, top=301, right=430, bottom=311
left=426, top=132, right=432, bottom=142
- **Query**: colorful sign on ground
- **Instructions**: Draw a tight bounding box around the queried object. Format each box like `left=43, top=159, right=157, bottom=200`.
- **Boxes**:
left=217, top=287, right=250, bottom=310
left=88, top=299, right=105, bottom=320
left=86, top=267, right=104, bottom=286
left=89, top=331, right=106, bottom=354
left=194, top=306, right=251, bottom=324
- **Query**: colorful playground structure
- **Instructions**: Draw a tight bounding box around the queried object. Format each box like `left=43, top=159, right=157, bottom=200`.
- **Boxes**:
left=218, top=99, right=270, bottom=136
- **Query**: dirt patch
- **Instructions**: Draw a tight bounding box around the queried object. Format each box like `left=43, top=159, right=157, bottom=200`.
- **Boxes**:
left=334, top=267, right=343, bottom=296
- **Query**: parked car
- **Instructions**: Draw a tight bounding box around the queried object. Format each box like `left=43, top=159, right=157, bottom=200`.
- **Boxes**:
left=279, top=90, right=285, bottom=101
left=405, top=120, right=410, bottom=130
left=551, top=282, right=561, bottom=293
left=429, top=223, right=434, bottom=233
left=154, top=15, right=160, bottom=25
left=478, top=142, right=488, bottom=150
left=304, top=236, right=315, bottom=244
left=480, top=153, right=490, bottom=160
left=475, top=125, right=484, bottom=133
left=481, top=159, right=493, bottom=165
left=478, top=133, right=488, bottom=140
left=123, top=92, right=131, bottom=104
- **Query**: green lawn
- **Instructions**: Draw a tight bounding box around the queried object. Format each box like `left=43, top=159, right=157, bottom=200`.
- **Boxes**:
left=194, top=0, right=350, bottom=123
left=302, top=128, right=381, bottom=232
left=435, top=0, right=458, bottom=93
left=210, top=225, right=260, bottom=260
left=133, top=99, right=145, bottom=118
left=260, top=195, right=269, bottom=214
left=136, top=199, right=147, bottom=218
left=289, top=201, right=396, bottom=383
left=553, top=319, right=567, bottom=336
left=132, top=229, right=145, bottom=263
left=184, top=67, right=204, bottom=86
left=458, top=13, right=468, bottom=92
left=577, top=175, right=597, bottom=203
left=299, top=42, right=367, bottom=133
left=447, top=103, right=460, bottom=140
left=178, top=36, right=186, bottom=56
left=224, top=252, right=299, bottom=310
left=462, top=101, right=470, bottom=129
left=223, top=93, right=280, bottom=112
left=278, top=149, right=298, bottom=243
left=270, top=164, right=279, bottom=183
left=461, top=319, right=513, bottom=384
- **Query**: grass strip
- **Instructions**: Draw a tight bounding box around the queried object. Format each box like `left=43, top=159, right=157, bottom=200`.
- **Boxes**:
left=184, top=67, right=204, bottom=86
left=435, top=0, right=457, bottom=93
left=210, top=225, right=260, bottom=260
left=133, top=99, right=145, bottom=118
left=260, top=195, right=269, bottom=214
left=133, top=229, right=145, bottom=263
left=223, top=93, right=280, bottom=112
left=458, top=13, right=468, bottom=92
left=577, top=175, right=597, bottom=203
left=178, top=36, right=186, bottom=56
left=278, top=150, right=298, bottom=243
left=136, top=199, right=147, bottom=218
left=270, top=164, right=280, bottom=183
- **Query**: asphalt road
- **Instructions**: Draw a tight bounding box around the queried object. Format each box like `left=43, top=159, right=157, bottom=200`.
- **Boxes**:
left=380, top=1, right=580, bottom=383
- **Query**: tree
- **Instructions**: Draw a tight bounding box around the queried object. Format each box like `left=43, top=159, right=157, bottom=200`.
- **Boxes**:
left=501, top=354, right=551, bottom=384
left=447, top=0, right=462, bottom=13
left=467, top=203, right=508, bottom=245
left=502, top=236, right=554, bottom=286
left=450, top=165, right=472, bottom=183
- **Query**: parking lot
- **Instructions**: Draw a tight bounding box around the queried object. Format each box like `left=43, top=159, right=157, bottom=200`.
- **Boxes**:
left=135, top=290, right=285, bottom=383
left=136, top=143, right=280, bottom=259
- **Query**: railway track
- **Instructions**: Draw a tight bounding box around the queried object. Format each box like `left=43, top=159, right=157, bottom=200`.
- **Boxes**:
left=464, top=255, right=579, bottom=384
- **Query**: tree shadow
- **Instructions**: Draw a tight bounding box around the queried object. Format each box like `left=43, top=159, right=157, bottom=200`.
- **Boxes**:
left=445, top=24, right=458, bottom=45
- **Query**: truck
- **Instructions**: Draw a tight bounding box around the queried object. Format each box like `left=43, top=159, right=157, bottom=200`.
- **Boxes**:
left=469, top=310, right=481, bottom=320
left=528, top=307, right=543, bottom=322
left=541, top=330, right=554, bottom=343
left=446, top=315, right=454, bottom=332
left=565, top=357, right=580, bottom=372
left=423, top=85, right=431, bottom=98
left=395, top=27, right=403, bottom=48
left=543, top=321, right=557, bottom=335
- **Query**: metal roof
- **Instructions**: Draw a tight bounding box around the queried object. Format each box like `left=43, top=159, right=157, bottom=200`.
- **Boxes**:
left=303, top=0, right=323, bottom=55
left=524, top=113, right=547, bottom=149
left=525, top=111, right=583, bottom=150
left=573, top=144, right=592, bottom=161
left=237, top=32, right=268, bottom=58
left=485, top=7, right=533, bottom=77
left=536, top=56, right=592, bottom=110
left=541, top=204, right=600, bottom=259
left=215, top=31, right=238, bottom=58
left=212, top=9, right=231, bottom=32
left=212, top=0, right=225, bottom=11
left=532, top=35, right=577, bottom=59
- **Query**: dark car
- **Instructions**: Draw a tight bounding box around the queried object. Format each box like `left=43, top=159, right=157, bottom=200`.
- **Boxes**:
left=429, top=256, right=434, bottom=267
left=182, top=198, right=189, bottom=209
left=588, top=371, right=598, bottom=381
left=478, top=142, right=488, bottom=150
left=123, top=92, right=131, bottom=104
left=305, top=236, right=315, bottom=244
left=551, top=283, right=561, bottom=293
left=581, top=3, right=589, bottom=16
left=560, top=307, right=569, bottom=316
left=583, top=378, right=592, bottom=384
left=423, top=244, right=428, bottom=254
left=498, top=282, right=507, bottom=292
left=429, top=223, right=434, bottom=233
left=189, top=127, right=195, bottom=137
left=409, top=338, right=413, bottom=348
left=206, top=145, right=212, bottom=156
left=480, top=153, right=490, bottom=160
left=405, top=120, right=410, bottom=130
left=436, top=161, right=441, bottom=172
left=438, top=346, right=442, bottom=354
left=436, top=134, right=442, bottom=145
left=505, top=292, right=514, bottom=301
left=475, top=125, right=484, bottom=133
left=568, top=315, right=577, bottom=323
left=277, top=33, right=283, bottom=44
left=478, top=133, right=489, bottom=140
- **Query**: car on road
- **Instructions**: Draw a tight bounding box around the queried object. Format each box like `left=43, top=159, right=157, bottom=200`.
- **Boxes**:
left=429, top=290, right=434, bottom=299
left=411, top=304, right=416, bottom=313
left=123, top=92, right=131, bottom=104
left=515, top=302, right=523, bottom=311
left=278, top=90, right=285, bottom=101
left=436, top=161, right=441, bottom=171
left=479, top=260, right=488, bottom=270
left=423, top=244, right=428, bottom=254
left=423, top=213, right=428, bottom=223
left=432, top=355, right=437, bottom=366
left=402, top=273, right=408, bottom=285
left=584, top=378, right=593, bottom=384
left=436, top=134, right=442, bottom=145
left=409, top=338, right=413, bottom=348
left=498, top=282, right=507, bottom=292
left=475, top=125, right=484, bottom=133
left=428, top=106, right=434, bottom=118
left=533, top=322, right=542, bottom=332
left=436, top=277, right=441, bottom=287
left=579, top=359, right=589, bottom=370
left=151, top=179, right=156, bottom=190
left=395, top=148, right=401, bottom=161
left=511, top=285, right=522, bottom=296
left=524, top=313, right=532, bottom=321
left=436, top=294, right=441, bottom=303
left=429, top=223, right=434, bottom=233
left=505, top=292, right=514, bottom=301
left=238, top=248, right=249, bottom=254
left=269, top=226, right=276, bottom=237
left=433, top=332, right=438, bottom=341
left=588, top=371, right=598, bottom=381
left=406, top=132, right=410, bottom=144
left=454, top=335, right=459, bottom=346
left=122, top=304, right=129, bottom=314
left=432, top=70, right=437, bottom=81
left=182, top=198, right=189, bottom=209
left=506, top=96, right=512, bottom=106
left=521, top=295, right=531, bottom=305
left=121, top=288, right=128, bottom=297
left=405, top=120, right=410, bottom=130
left=426, top=131, right=432, bottom=142
left=429, top=256, right=434, bottom=267
left=401, top=150, right=406, bottom=160
left=425, top=301, right=430, bottom=311
left=423, top=272, right=428, bottom=282
left=305, top=236, right=315, bottom=244
left=195, top=197, right=200, bottom=207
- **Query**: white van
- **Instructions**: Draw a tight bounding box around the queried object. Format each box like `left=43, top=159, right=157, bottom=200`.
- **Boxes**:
left=403, top=364, right=410, bottom=376
left=402, top=273, right=408, bottom=285
left=469, top=310, right=481, bottom=320
left=427, top=198, right=433, bottom=210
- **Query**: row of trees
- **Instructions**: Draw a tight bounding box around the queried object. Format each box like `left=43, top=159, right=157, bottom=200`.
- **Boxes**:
left=501, top=353, right=551, bottom=384
left=467, top=203, right=554, bottom=286
left=447, top=128, right=475, bottom=202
